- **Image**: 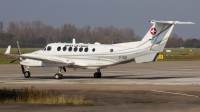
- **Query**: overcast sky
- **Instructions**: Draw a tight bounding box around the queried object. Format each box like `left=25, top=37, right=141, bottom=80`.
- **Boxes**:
left=0, top=0, right=199, bottom=39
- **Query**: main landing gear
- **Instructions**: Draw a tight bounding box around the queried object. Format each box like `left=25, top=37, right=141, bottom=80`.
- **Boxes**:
left=21, top=65, right=66, bottom=79
left=54, top=67, right=65, bottom=79
left=94, top=68, right=102, bottom=78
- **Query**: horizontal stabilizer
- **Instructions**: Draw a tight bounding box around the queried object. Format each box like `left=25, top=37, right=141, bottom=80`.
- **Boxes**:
left=150, top=20, right=195, bottom=24
left=135, top=53, right=158, bottom=63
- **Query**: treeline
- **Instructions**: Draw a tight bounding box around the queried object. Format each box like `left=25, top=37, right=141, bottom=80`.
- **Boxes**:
left=0, top=21, right=139, bottom=48
left=166, top=34, right=200, bottom=48
left=0, top=21, right=199, bottom=48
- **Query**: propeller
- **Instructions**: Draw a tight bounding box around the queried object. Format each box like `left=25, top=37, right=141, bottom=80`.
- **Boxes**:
left=16, top=41, right=26, bottom=74
left=10, top=58, right=19, bottom=63
left=10, top=41, right=22, bottom=63
left=17, top=41, right=21, bottom=55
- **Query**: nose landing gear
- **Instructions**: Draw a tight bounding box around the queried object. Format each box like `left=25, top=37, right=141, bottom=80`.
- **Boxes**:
left=21, top=65, right=31, bottom=78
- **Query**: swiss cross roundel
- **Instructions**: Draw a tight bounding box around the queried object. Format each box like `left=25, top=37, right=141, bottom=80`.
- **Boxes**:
left=150, top=28, right=157, bottom=35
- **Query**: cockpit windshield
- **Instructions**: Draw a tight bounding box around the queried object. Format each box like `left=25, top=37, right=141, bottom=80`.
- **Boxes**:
left=47, top=46, right=52, bottom=51
left=42, top=47, right=47, bottom=51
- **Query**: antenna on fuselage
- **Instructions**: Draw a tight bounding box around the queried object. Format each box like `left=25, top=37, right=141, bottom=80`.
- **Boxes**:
left=72, top=38, right=76, bottom=44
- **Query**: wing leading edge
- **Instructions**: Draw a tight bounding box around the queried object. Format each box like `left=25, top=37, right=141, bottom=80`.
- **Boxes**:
left=19, top=54, right=75, bottom=65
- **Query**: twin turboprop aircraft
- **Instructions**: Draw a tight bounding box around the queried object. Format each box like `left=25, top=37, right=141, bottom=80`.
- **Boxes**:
left=4, top=20, right=194, bottom=79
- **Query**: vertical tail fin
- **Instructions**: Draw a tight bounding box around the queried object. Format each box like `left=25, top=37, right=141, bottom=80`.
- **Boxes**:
left=135, top=20, right=194, bottom=63
left=137, top=20, right=194, bottom=52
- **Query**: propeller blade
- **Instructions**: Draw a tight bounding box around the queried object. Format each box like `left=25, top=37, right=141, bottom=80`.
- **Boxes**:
left=17, top=41, right=21, bottom=55
left=10, top=58, right=19, bottom=63
left=21, top=65, right=25, bottom=74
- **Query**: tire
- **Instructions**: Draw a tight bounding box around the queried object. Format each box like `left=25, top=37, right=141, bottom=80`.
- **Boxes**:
left=94, top=72, right=98, bottom=78
left=94, top=72, right=101, bottom=78
left=98, top=73, right=102, bottom=78
left=24, top=71, right=31, bottom=78
left=55, top=73, right=62, bottom=79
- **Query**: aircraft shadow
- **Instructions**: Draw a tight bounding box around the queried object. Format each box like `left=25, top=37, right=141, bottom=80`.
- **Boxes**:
left=13, top=75, right=186, bottom=80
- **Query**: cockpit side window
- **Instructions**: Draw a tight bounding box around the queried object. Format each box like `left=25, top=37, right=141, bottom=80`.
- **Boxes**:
left=47, top=46, right=52, bottom=51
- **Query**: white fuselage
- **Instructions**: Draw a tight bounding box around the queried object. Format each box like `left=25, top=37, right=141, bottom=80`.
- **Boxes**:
left=20, top=42, right=155, bottom=69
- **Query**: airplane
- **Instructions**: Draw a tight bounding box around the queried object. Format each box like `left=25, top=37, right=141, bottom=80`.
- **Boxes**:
left=4, top=20, right=194, bottom=79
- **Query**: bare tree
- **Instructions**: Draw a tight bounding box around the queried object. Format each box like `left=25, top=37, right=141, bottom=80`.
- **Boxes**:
left=0, top=21, right=3, bottom=33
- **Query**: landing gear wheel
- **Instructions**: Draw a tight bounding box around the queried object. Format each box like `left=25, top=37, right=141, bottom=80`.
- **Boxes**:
left=24, top=71, right=31, bottom=78
left=54, top=73, right=62, bottom=79
left=94, top=72, right=101, bottom=78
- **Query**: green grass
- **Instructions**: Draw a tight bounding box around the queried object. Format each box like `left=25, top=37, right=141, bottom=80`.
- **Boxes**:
left=0, top=87, right=93, bottom=105
left=158, top=48, right=200, bottom=61
left=0, top=48, right=40, bottom=64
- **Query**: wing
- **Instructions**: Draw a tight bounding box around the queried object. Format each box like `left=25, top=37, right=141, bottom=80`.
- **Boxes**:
left=18, top=54, right=74, bottom=65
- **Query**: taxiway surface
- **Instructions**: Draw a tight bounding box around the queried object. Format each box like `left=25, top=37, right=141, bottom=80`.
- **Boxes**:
left=0, top=61, right=200, bottom=85
left=0, top=61, right=200, bottom=112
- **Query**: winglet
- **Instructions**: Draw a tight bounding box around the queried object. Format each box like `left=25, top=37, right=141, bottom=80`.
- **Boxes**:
left=4, top=45, right=11, bottom=54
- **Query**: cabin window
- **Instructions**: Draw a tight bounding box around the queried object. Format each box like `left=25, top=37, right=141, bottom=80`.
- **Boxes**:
left=68, top=47, right=72, bottom=52
left=63, top=46, right=67, bottom=51
left=92, top=48, right=95, bottom=52
left=47, top=46, right=51, bottom=51
left=57, top=46, right=61, bottom=51
left=84, top=48, right=88, bottom=52
left=74, top=47, right=78, bottom=52
left=110, top=49, right=113, bottom=53
left=79, top=47, right=83, bottom=52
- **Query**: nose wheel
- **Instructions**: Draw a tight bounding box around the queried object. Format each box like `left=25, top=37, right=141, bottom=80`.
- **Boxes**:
left=94, top=68, right=102, bottom=78
left=24, top=71, right=31, bottom=78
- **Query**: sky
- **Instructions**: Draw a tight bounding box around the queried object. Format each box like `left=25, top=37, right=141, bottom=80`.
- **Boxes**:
left=0, top=0, right=199, bottom=39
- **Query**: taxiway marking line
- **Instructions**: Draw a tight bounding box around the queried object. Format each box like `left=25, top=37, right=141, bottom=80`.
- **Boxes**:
left=151, top=90, right=199, bottom=98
